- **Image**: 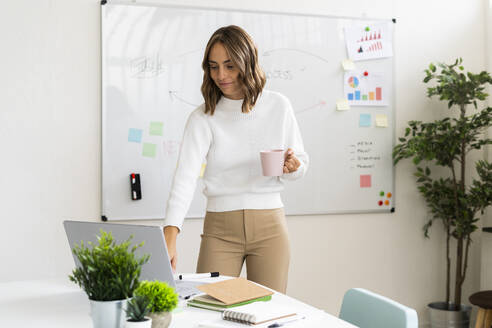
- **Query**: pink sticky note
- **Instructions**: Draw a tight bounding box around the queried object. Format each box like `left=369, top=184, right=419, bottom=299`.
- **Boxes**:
left=360, top=174, right=372, bottom=188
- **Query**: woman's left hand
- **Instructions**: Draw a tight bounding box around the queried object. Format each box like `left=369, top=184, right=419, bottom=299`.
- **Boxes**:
left=283, top=148, right=301, bottom=174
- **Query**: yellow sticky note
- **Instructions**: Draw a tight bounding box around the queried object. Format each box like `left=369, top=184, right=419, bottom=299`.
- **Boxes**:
left=375, top=114, right=388, bottom=127
left=342, top=59, right=355, bottom=71
left=336, top=99, right=350, bottom=111
left=199, top=163, right=206, bottom=177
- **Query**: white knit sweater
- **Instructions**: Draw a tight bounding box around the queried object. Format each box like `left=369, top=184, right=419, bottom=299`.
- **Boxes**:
left=164, top=90, right=309, bottom=230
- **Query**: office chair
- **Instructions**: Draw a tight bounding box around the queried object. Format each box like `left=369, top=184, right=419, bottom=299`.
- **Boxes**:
left=339, top=288, right=418, bottom=328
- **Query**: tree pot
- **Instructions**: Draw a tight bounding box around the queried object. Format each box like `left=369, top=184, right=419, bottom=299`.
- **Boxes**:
left=428, top=302, right=472, bottom=328
left=89, top=298, right=128, bottom=328
left=149, top=312, right=172, bottom=328
left=125, top=317, right=152, bottom=328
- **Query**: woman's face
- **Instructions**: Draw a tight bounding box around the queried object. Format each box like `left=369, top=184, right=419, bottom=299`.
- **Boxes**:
left=208, top=42, right=243, bottom=100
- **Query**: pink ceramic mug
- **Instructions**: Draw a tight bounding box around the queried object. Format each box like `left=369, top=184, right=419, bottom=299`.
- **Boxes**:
left=260, top=149, right=285, bottom=176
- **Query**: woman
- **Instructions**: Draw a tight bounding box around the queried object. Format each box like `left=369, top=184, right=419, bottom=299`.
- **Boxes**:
left=163, top=25, right=308, bottom=293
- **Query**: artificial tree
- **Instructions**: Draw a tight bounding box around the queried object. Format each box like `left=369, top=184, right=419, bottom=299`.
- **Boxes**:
left=393, top=58, right=492, bottom=310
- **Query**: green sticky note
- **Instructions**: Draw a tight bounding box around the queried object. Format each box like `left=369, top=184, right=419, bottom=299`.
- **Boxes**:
left=143, top=143, right=157, bottom=158
left=149, top=121, right=164, bottom=136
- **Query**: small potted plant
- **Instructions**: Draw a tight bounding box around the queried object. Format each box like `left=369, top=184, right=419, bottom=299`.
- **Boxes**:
left=125, top=295, right=152, bottom=328
left=134, top=280, right=179, bottom=328
left=69, top=230, right=150, bottom=328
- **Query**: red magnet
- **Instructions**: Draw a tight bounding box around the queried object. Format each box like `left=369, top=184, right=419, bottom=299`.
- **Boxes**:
left=363, top=71, right=369, bottom=76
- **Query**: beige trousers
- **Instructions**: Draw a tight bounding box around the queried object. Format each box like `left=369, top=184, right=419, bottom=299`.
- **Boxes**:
left=196, top=208, right=290, bottom=293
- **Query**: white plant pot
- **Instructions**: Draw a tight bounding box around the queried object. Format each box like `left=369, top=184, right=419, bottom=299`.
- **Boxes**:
left=89, top=298, right=128, bottom=328
left=125, top=317, right=152, bottom=328
left=149, top=312, right=172, bottom=328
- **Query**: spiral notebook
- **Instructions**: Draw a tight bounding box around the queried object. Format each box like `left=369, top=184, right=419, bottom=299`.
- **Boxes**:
left=221, top=302, right=296, bottom=325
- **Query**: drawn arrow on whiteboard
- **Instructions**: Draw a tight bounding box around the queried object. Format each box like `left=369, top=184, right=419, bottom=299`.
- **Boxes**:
left=177, top=48, right=203, bottom=58
left=262, top=49, right=330, bottom=64
left=296, top=100, right=327, bottom=114
left=169, top=91, right=199, bottom=107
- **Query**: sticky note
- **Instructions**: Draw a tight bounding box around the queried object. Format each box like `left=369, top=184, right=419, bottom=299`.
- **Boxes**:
left=360, top=174, right=372, bottom=188
left=142, top=143, right=157, bottom=158
left=128, top=128, right=143, bottom=143
left=336, top=99, right=350, bottom=111
left=149, top=122, right=164, bottom=136
left=342, top=59, right=355, bottom=71
left=375, top=114, right=388, bottom=127
left=359, top=114, right=371, bottom=127
left=199, top=163, right=206, bottom=178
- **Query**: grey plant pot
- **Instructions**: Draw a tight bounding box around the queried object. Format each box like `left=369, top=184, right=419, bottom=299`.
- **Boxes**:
left=428, top=302, right=472, bottom=328
left=89, top=298, right=128, bottom=328
left=149, top=312, right=172, bottom=328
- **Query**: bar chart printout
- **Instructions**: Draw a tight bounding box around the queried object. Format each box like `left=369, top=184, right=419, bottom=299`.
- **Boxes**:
left=344, top=71, right=388, bottom=106
left=344, top=21, right=393, bottom=61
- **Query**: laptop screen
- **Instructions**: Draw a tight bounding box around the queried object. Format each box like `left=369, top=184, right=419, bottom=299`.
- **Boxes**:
left=63, top=220, right=176, bottom=289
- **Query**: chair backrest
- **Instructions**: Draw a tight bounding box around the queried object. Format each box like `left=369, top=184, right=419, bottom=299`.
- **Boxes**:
left=339, top=288, right=418, bottom=328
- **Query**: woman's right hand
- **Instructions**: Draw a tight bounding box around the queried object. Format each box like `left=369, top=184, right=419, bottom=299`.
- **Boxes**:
left=163, top=226, right=179, bottom=272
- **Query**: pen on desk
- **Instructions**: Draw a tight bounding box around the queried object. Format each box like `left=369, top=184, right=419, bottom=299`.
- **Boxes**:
left=179, top=272, right=219, bottom=280
left=184, top=293, right=198, bottom=300
left=267, top=316, right=306, bottom=328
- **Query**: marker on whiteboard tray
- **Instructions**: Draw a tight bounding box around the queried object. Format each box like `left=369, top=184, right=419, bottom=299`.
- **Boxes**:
left=130, top=173, right=142, bottom=200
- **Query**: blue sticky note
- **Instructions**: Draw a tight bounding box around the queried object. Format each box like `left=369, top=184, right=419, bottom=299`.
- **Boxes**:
left=128, top=128, right=143, bottom=143
left=359, top=114, right=371, bottom=127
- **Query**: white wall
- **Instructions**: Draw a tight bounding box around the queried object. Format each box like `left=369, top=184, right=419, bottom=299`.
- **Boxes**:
left=480, top=0, right=492, bottom=290
left=0, top=0, right=489, bottom=326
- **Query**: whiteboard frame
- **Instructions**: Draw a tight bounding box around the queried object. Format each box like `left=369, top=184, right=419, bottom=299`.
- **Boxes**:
left=100, top=0, right=397, bottom=221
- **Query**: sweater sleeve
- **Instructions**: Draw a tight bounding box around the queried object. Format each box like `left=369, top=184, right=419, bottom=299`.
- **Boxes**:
left=281, top=99, right=309, bottom=181
left=163, top=108, right=212, bottom=231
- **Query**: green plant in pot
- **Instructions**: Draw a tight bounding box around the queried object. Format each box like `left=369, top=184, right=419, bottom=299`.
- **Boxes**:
left=393, top=58, right=492, bottom=328
left=134, top=280, right=178, bottom=328
left=125, top=295, right=152, bottom=328
left=69, top=230, right=150, bottom=328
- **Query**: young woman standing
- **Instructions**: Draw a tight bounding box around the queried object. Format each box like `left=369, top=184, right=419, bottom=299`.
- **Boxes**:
left=163, top=25, right=308, bottom=293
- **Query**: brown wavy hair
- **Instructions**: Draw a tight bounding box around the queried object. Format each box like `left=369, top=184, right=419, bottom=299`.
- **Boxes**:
left=201, top=25, right=266, bottom=115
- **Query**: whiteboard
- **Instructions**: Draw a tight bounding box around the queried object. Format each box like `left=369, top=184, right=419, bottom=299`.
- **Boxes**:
left=101, top=2, right=396, bottom=221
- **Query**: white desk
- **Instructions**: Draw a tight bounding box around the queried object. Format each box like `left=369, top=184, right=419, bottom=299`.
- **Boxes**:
left=0, top=278, right=357, bottom=328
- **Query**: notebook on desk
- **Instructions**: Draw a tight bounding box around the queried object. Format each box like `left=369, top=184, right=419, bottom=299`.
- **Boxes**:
left=222, top=302, right=297, bottom=325
left=63, top=220, right=203, bottom=299
left=197, top=277, right=273, bottom=305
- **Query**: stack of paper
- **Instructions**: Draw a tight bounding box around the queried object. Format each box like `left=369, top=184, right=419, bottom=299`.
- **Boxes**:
left=187, top=278, right=273, bottom=312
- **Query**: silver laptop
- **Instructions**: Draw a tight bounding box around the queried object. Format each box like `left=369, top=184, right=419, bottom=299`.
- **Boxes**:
left=63, top=220, right=202, bottom=299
